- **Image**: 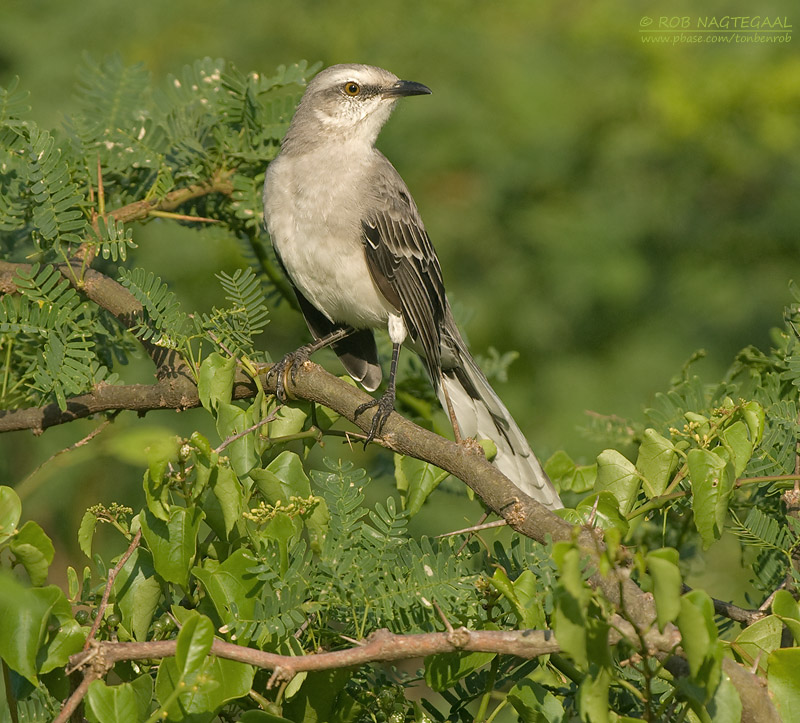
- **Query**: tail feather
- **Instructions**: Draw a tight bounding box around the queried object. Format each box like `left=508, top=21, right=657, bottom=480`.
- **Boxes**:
left=438, top=325, right=562, bottom=510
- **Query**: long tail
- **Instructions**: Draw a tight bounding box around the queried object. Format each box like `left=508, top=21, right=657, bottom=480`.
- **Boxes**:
left=438, top=320, right=562, bottom=510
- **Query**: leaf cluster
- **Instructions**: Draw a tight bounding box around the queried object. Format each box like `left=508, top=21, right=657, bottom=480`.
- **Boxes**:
left=1, top=54, right=316, bottom=410
left=2, top=55, right=800, bottom=723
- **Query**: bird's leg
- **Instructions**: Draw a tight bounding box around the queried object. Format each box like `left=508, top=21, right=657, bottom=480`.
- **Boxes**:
left=354, top=342, right=401, bottom=444
left=269, top=327, right=354, bottom=401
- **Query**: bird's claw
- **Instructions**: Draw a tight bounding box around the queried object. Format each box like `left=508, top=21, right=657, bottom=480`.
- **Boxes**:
left=354, top=388, right=396, bottom=446
left=268, top=349, right=310, bottom=401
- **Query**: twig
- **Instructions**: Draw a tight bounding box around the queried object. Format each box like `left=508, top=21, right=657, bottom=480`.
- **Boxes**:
left=146, top=210, right=220, bottom=223
left=436, top=518, right=507, bottom=538
left=16, top=418, right=113, bottom=502
left=214, top=410, right=280, bottom=455
left=109, top=170, right=234, bottom=225
left=83, top=530, right=142, bottom=650
left=53, top=670, right=95, bottom=723
left=681, top=583, right=766, bottom=627
left=433, top=601, right=454, bottom=633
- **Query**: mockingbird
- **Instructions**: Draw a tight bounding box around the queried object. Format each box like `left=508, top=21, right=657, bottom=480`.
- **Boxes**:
left=263, top=64, right=562, bottom=509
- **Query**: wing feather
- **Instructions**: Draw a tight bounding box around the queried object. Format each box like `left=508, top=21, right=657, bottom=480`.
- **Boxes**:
left=361, top=161, right=446, bottom=378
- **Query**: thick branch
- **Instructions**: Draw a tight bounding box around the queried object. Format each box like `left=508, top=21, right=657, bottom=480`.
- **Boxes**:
left=1, top=260, right=192, bottom=379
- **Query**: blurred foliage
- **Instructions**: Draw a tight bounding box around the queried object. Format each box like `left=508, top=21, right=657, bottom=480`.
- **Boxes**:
left=0, top=11, right=799, bottom=717
left=0, top=0, right=796, bottom=658
left=1, top=0, right=798, bottom=458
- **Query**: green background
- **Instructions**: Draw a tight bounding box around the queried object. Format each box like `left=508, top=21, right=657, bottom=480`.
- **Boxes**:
left=1, top=0, right=798, bottom=590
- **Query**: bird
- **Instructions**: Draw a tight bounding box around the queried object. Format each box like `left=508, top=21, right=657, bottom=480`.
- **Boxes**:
left=262, top=64, right=562, bottom=509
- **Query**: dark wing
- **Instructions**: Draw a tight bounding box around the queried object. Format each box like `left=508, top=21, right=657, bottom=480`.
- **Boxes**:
left=361, top=159, right=447, bottom=381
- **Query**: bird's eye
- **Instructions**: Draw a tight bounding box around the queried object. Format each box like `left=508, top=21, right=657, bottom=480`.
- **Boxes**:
left=343, top=81, right=361, bottom=96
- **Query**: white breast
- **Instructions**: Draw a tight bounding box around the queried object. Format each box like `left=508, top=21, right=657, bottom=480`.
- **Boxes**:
left=264, top=147, right=397, bottom=330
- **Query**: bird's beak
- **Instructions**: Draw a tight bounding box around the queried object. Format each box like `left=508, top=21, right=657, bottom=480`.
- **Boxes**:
left=383, top=79, right=432, bottom=98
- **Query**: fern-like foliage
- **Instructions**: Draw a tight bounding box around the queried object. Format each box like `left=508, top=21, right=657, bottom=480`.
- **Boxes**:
left=25, top=126, right=89, bottom=251
left=193, top=268, right=269, bottom=359
left=0, top=265, right=117, bottom=409
left=730, top=508, right=798, bottom=592
left=117, top=267, right=188, bottom=348
left=74, top=53, right=152, bottom=145
left=0, top=76, right=30, bottom=127
left=225, top=461, right=486, bottom=648
left=93, top=216, right=137, bottom=262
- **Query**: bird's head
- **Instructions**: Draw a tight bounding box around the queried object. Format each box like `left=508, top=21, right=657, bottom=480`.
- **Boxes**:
left=283, top=64, right=431, bottom=149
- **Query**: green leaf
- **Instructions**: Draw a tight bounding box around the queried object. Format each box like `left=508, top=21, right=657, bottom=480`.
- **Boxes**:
left=507, top=678, right=565, bottom=722
left=706, top=672, right=742, bottom=723
left=552, top=544, right=592, bottom=669
left=176, top=613, right=215, bottom=680
left=719, top=420, right=753, bottom=479
left=193, top=548, right=260, bottom=633
left=768, top=648, right=800, bottom=721
left=265, top=403, right=307, bottom=439
left=261, top=511, right=298, bottom=575
left=594, top=449, right=640, bottom=514
left=144, top=435, right=180, bottom=520
left=86, top=675, right=154, bottom=723
left=636, top=429, right=676, bottom=497
left=37, top=585, right=85, bottom=674
left=251, top=450, right=311, bottom=503
left=424, top=650, right=496, bottom=691
left=394, top=454, right=448, bottom=516
left=210, top=464, right=243, bottom=538
left=488, top=568, right=545, bottom=629
left=0, top=576, right=45, bottom=682
left=0, top=578, right=83, bottom=684
left=577, top=664, right=611, bottom=723
left=0, top=485, right=21, bottom=544
left=688, top=448, right=735, bottom=549
left=645, top=548, right=681, bottom=631
left=78, top=510, right=98, bottom=558
left=216, top=401, right=261, bottom=478
left=513, top=570, right=547, bottom=629
left=772, top=589, right=800, bottom=644
left=10, top=520, right=55, bottom=585
left=198, top=351, right=236, bottom=412
left=574, top=491, right=628, bottom=534
left=741, top=400, right=765, bottom=447
left=67, top=566, right=80, bottom=600
left=140, top=506, right=203, bottom=587
left=282, top=668, right=352, bottom=723
left=731, top=615, right=782, bottom=667
left=113, top=548, right=161, bottom=642
left=0, top=579, right=48, bottom=682
left=155, top=653, right=253, bottom=721
left=676, top=590, right=720, bottom=688
left=544, top=450, right=596, bottom=493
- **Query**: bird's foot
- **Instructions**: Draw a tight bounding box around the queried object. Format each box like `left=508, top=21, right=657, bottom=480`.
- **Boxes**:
left=268, top=346, right=313, bottom=401
left=353, top=387, right=396, bottom=445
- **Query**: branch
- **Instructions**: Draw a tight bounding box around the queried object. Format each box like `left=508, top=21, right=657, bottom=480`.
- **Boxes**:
left=82, top=530, right=142, bottom=650
left=56, top=627, right=560, bottom=722
left=0, top=260, right=193, bottom=381
left=682, top=583, right=767, bottom=627
left=0, top=264, right=780, bottom=721
left=109, top=170, right=234, bottom=225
